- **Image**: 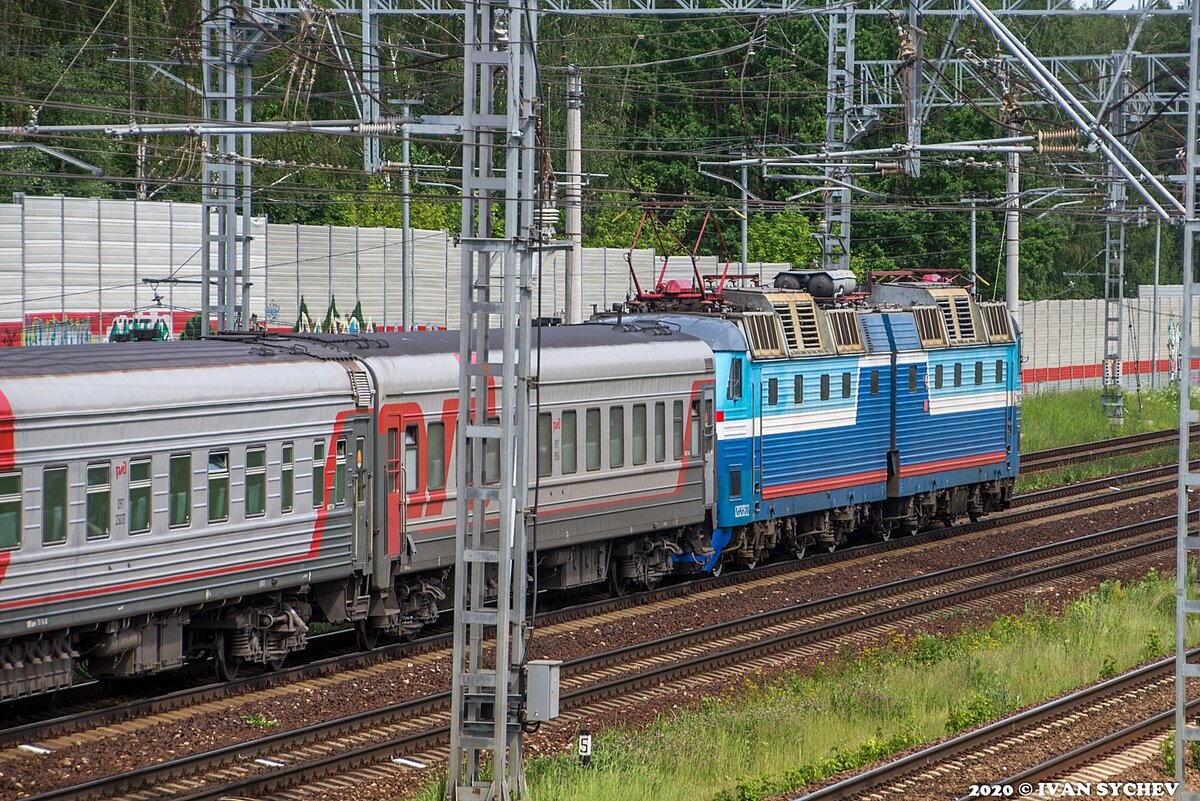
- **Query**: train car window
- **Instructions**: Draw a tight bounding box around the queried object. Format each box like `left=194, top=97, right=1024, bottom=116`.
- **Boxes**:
left=335, top=438, right=348, bottom=505
left=281, top=444, right=294, bottom=514
left=935, top=364, right=944, bottom=389
left=42, top=466, right=68, bottom=545
left=672, top=401, right=684, bottom=460
left=632, top=404, right=647, bottom=466
left=312, top=441, right=326, bottom=509
left=129, top=458, right=152, bottom=534
left=954, top=362, right=963, bottom=387
left=794, top=375, right=803, bottom=405
left=0, top=472, right=20, bottom=549
left=356, top=438, right=366, bottom=503
left=208, top=451, right=230, bottom=523
left=586, top=408, right=601, bottom=471
left=870, top=370, right=879, bottom=396
left=610, top=406, right=625, bottom=468
left=995, top=360, right=1004, bottom=383
left=975, top=361, right=984, bottom=385
left=654, top=402, right=666, bottom=463
left=842, top=372, right=851, bottom=399
left=538, top=413, right=553, bottom=478
left=245, top=447, right=266, bottom=518
left=428, top=423, right=446, bottom=490
left=86, top=463, right=111, bottom=539
left=562, top=411, right=578, bottom=474
left=729, top=467, right=742, bottom=499
left=170, top=454, right=192, bottom=527
left=689, top=399, right=702, bottom=457
left=484, top=417, right=501, bottom=483
left=908, top=365, right=918, bottom=393
left=404, top=427, right=419, bottom=494
left=768, top=378, right=778, bottom=406
left=728, top=358, right=744, bottom=400
left=820, top=374, right=830, bottom=401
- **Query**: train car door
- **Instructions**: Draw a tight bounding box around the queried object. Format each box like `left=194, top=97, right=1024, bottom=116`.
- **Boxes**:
left=382, top=413, right=419, bottom=568
left=696, top=387, right=715, bottom=507
left=349, top=420, right=373, bottom=571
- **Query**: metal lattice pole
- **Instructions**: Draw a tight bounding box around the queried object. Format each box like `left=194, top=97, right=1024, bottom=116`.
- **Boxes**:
left=446, top=0, right=537, bottom=797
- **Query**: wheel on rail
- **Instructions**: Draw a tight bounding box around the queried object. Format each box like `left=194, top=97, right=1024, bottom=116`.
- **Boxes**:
left=214, top=635, right=240, bottom=682
left=268, top=655, right=287, bottom=672
left=356, top=621, right=381, bottom=651
left=792, top=539, right=809, bottom=561
left=608, top=570, right=629, bottom=597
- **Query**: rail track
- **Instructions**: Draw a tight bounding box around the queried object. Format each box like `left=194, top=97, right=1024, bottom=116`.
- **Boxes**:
left=798, top=654, right=1193, bottom=801
left=0, top=450, right=1179, bottom=750
left=11, top=509, right=1184, bottom=801
left=1021, top=425, right=1197, bottom=472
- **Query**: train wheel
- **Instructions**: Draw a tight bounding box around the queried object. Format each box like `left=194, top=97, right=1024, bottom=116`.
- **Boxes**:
left=793, top=540, right=808, bottom=560
left=214, top=635, right=240, bottom=682
left=268, top=656, right=287, bottom=672
left=878, top=526, right=892, bottom=542
left=356, top=621, right=380, bottom=651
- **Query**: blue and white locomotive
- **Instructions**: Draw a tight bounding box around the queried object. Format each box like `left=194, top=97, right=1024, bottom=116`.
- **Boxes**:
left=0, top=276, right=1017, bottom=700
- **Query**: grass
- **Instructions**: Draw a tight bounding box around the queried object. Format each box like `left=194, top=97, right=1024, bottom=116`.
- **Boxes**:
left=1015, top=444, right=1188, bottom=493
left=412, top=571, right=1191, bottom=801
left=1020, top=386, right=1186, bottom=453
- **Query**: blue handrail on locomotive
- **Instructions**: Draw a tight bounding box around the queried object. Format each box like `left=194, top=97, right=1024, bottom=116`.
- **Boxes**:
left=0, top=276, right=1018, bottom=700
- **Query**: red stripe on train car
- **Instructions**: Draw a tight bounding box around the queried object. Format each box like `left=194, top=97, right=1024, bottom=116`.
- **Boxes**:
left=762, top=469, right=889, bottom=499
left=898, top=450, right=1007, bottom=477
left=0, top=389, right=14, bottom=471
left=0, top=550, right=9, bottom=585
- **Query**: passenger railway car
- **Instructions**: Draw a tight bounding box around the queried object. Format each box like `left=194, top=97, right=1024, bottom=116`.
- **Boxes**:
left=0, top=280, right=1018, bottom=701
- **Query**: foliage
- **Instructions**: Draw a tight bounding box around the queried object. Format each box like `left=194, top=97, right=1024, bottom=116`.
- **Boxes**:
left=240, top=712, right=279, bottom=729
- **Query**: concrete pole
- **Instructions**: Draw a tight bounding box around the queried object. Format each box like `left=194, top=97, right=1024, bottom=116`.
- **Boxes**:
left=1005, top=152, right=1020, bottom=321
left=969, top=199, right=977, bottom=294
left=1152, top=219, right=1161, bottom=388
left=401, top=100, right=412, bottom=330
left=740, top=152, right=749, bottom=275
left=565, top=65, right=583, bottom=324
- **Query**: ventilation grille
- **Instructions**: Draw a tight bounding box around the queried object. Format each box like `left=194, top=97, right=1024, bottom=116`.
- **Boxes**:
left=349, top=371, right=374, bottom=408
left=772, top=297, right=825, bottom=354
left=979, top=303, right=1014, bottom=343
left=826, top=309, right=864, bottom=353
left=913, top=306, right=949, bottom=348
left=743, top=312, right=786, bottom=358
left=933, top=290, right=984, bottom=345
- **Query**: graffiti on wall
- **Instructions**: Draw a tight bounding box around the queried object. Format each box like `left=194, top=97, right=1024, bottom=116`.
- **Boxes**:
left=23, top=316, right=95, bottom=347
left=107, top=312, right=174, bottom=343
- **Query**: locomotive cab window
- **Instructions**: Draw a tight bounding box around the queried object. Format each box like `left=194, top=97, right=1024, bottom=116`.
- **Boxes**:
left=428, top=423, right=446, bottom=491
left=169, top=454, right=192, bottom=528
left=245, top=447, right=266, bottom=518
left=129, top=458, right=152, bottom=534
left=728, top=358, right=743, bottom=400
left=975, top=361, right=984, bottom=385
left=0, top=471, right=20, bottom=549
left=538, top=413, right=553, bottom=478
left=86, top=463, right=111, bottom=539
left=562, top=411, right=578, bottom=474
left=794, top=375, right=803, bottom=404
left=842, top=372, right=851, bottom=399
left=820, top=374, right=830, bottom=401
left=768, top=378, right=778, bottom=406
left=312, top=441, right=326, bottom=509
left=995, top=360, right=1004, bottom=383
left=908, top=365, right=918, bottom=393
left=281, top=443, right=294, bottom=514
left=42, top=466, right=67, bottom=545
left=208, top=450, right=230, bottom=523
left=729, top=467, right=743, bottom=499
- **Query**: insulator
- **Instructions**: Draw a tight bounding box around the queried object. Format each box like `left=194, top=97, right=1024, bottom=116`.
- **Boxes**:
left=1035, top=129, right=1079, bottom=154
left=357, top=122, right=396, bottom=135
